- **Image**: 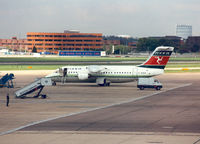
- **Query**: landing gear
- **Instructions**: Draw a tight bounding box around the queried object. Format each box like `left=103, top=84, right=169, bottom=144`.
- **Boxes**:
left=106, top=83, right=110, bottom=86
left=98, top=82, right=110, bottom=87
left=98, top=79, right=110, bottom=86
left=96, top=78, right=111, bottom=87
left=52, top=81, right=56, bottom=86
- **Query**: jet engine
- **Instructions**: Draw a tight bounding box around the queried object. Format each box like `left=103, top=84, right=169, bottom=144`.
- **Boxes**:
left=78, top=73, right=89, bottom=80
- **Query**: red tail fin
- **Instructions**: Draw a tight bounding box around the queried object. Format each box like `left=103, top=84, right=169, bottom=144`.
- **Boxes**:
left=139, top=46, right=174, bottom=69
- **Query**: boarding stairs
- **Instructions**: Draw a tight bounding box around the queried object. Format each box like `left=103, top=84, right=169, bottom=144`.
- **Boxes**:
left=15, top=77, right=52, bottom=99
left=0, top=73, right=15, bottom=88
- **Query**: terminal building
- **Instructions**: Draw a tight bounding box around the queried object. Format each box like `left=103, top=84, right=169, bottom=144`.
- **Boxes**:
left=27, top=30, right=103, bottom=53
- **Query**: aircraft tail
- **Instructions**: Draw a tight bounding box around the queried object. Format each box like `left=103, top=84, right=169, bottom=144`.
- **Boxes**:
left=139, top=46, right=174, bottom=69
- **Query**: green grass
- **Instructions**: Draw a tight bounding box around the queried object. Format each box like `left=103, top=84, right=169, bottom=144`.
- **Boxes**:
left=1, top=57, right=200, bottom=62
left=166, top=63, right=200, bottom=68
left=165, top=69, right=200, bottom=73
left=0, top=65, right=65, bottom=70
left=0, top=63, right=200, bottom=71
left=0, top=57, right=145, bottom=62
left=170, top=57, right=200, bottom=61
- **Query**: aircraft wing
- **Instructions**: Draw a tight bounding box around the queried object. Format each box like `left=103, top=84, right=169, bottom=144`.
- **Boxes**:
left=88, top=65, right=106, bottom=73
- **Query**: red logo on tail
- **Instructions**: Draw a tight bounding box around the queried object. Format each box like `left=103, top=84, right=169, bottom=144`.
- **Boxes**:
left=155, top=56, right=163, bottom=64
left=144, top=56, right=170, bottom=65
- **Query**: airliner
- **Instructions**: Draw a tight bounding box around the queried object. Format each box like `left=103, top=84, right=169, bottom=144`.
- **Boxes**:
left=46, top=46, right=174, bottom=86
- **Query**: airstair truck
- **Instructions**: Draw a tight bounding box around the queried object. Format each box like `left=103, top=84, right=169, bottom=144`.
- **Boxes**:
left=137, top=77, right=162, bottom=90
left=15, top=77, right=52, bottom=99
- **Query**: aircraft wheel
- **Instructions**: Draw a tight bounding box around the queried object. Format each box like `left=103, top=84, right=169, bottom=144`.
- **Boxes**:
left=156, top=86, right=161, bottom=90
left=140, top=86, right=144, bottom=90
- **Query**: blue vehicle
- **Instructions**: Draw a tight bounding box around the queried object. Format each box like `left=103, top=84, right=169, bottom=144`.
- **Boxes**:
left=0, top=73, right=15, bottom=88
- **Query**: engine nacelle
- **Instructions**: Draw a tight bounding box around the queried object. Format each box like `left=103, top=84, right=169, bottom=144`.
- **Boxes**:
left=78, top=73, right=89, bottom=80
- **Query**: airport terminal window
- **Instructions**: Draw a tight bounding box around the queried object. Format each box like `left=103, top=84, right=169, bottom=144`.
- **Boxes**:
left=54, top=35, right=62, bottom=37
left=35, top=39, right=44, bottom=41
left=35, top=43, right=43, bottom=46
left=35, top=35, right=44, bottom=37
left=84, top=40, right=93, bottom=42
left=45, top=44, right=53, bottom=46
left=55, top=44, right=62, bottom=46
left=69, top=35, right=98, bottom=38
left=63, top=40, right=74, bottom=42
left=54, top=39, right=62, bottom=41
left=63, top=44, right=74, bottom=46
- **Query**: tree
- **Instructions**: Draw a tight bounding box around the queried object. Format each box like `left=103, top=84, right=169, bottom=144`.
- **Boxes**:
left=137, top=37, right=181, bottom=52
left=114, top=45, right=132, bottom=55
left=178, top=44, right=189, bottom=54
left=136, top=38, right=159, bottom=52
left=191, top=44, right=200, bottom=52
left=32, top=46, right=37, bottom=53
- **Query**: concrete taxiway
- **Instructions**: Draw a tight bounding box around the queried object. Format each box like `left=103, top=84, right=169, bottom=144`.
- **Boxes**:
left=0, top=71, right=200, bottom=144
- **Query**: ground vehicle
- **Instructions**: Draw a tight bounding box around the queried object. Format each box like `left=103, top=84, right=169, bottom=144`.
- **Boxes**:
left=15, top=78, right=52, bottom=99
left=137, top=78, right=162, bottom=90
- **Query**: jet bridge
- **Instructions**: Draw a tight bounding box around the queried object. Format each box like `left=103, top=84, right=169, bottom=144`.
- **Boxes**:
left=15, top=77, right=52, bottom=99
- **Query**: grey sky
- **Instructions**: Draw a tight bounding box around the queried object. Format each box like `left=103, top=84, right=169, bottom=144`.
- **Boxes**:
left=0, top=0, right=200, bottom=38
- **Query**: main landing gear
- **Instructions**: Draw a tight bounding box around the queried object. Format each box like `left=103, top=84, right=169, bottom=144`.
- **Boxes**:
left=98, top=82, right=110, bottom=87
left=98, top=79, right=110, bottom=87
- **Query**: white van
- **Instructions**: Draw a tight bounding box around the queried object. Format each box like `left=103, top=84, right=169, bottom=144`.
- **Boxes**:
left=137, top=78, right=162, bottom=90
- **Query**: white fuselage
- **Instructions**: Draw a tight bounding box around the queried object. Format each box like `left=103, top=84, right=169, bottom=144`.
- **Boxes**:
left=47, top=65, right=164, bottom=83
